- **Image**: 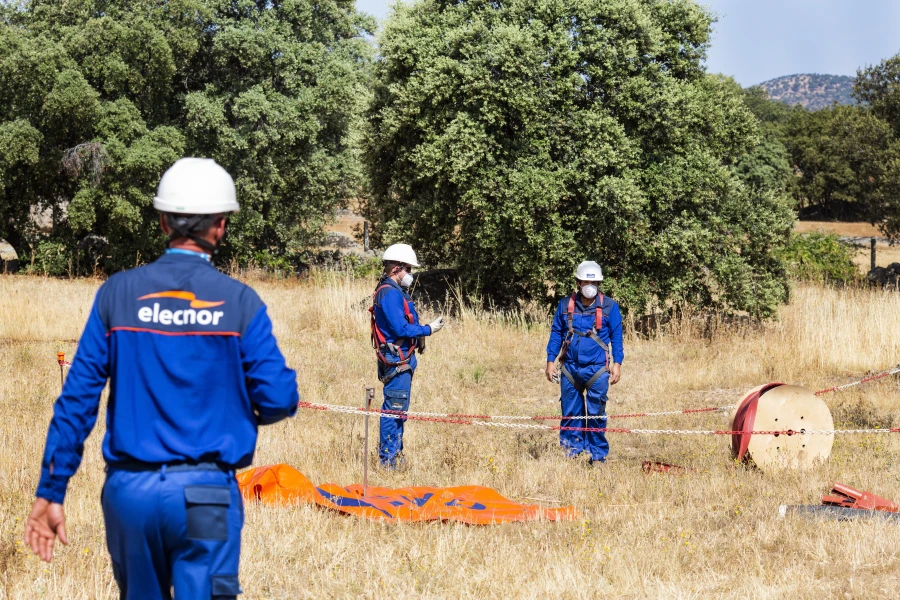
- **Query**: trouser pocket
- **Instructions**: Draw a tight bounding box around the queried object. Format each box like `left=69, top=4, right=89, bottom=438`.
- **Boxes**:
left=184, top=486, right=231, bottom=541
left=211, top=574, right=242, bottom=599
left=384, top=388, right=410, bottom=412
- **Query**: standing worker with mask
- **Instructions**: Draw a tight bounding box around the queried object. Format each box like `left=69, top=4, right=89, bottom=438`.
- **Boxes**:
left=23, top=158, right=299, bottom=599
left=545, top=261, right=624, bottom=463
left=370, top=244, right=445, bottom=468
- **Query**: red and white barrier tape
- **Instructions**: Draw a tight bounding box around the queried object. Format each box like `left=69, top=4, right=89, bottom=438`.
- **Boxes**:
left=298, top=365, right=900, bottom=434
left=305, top=402, right=737, bottom=422
left=299, top=365, right=900, bottom=424
left=299, top=401, right=900, bottom=436
left=814, top=366, right=900, bottom=395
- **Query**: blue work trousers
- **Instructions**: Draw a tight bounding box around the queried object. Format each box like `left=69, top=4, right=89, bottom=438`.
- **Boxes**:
left=377, top=355, right=416, bottom=467
left=559, top=363, right=610, bottom=462
left=101, top=466, right=244, bottom=600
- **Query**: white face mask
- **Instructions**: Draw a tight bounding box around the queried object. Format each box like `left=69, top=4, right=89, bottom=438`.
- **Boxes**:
left=400, top=273, right=414, bottom=288
left=581, top=284, right=598, bottom=299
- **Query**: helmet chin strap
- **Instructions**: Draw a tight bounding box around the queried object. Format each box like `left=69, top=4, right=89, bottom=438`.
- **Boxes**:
left=164, top=214, right=222, bottom=255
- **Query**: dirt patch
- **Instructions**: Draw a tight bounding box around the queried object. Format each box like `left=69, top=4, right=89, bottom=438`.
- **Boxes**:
left=794, top=221, right=882, bottom=238
left=327, top=211, right=367, bottom=240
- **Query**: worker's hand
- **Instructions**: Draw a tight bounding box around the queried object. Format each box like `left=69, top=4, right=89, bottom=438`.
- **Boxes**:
left=610, top=363, right=621, bottom=385
left=545, top=361, right=558, bottom=383
left=428, top=316, right=446, bottom=334
left=24, top=498, right=68, bottom=562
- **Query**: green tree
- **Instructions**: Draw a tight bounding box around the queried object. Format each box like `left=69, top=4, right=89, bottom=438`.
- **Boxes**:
left=785, top=105, right=898, bottom=221
left=856, top=54, right=900, bottom=136
left=741, top=85, right=794, bottom=128
left=730, top=84, right=794, bottom=195
left=364, top=0, right=793, bottom=316
left=853, top=54, right=900, bottom=239
left=0, top=0, right=372, bottom=272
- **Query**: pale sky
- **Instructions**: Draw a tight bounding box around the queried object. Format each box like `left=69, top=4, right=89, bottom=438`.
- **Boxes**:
left=356, top=0, right=900, bottom=86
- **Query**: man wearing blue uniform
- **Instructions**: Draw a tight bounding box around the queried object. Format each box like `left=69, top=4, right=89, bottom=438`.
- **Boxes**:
left=24, top=158, right=299, bottom=599
left=370, top=244, right=445, bottom=468
left=545, top=261, right=624, bottom=463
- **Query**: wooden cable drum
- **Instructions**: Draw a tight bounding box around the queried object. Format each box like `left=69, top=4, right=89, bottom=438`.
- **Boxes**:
left=731, top=383, right=834, bottom=470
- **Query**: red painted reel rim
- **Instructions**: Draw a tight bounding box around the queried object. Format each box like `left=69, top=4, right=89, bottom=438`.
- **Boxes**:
left=731, top=382, right=784, bottom=460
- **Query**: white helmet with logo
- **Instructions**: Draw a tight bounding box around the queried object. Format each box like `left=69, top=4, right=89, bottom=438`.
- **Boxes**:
left=153, top=158, right=240, bottom=214
left=382, top=243, right=420, bottom=267
left=575, top=261, right=603, bottom=282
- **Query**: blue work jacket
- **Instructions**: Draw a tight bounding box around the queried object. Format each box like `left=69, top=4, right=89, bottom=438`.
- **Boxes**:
left=36, top=251, right=299, bottom=504
left=373, top=278, right=431, bottom=356
left=546, top=294, right=625, bottom=368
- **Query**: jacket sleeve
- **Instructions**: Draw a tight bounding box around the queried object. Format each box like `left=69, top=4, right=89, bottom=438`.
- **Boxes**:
left=546, top=300, right=567, bottom=362
left=608, top=302, right=625, bottom=364
left=241, top=305, right=299, bottom=425
left=36, top=298, right=110, bottom=504
left=379, top=288, right=432, bottom=338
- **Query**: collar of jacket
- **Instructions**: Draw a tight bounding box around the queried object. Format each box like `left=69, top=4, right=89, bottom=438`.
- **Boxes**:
left=574, top=296, right=599, bottom=312
left=157, top=250, right=216, bottom=268
left=165, top=247, right=211, bottom=261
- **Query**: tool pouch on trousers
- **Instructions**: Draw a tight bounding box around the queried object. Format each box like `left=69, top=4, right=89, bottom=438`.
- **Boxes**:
left=211, top=574, right=242, bottom=600
left=384, top=389, right=410, bottom=413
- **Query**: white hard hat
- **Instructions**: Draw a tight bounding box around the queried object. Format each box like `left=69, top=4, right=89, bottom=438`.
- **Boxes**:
left=383, top=243, right=420, bottom=267
left=575, top=261, right=603, bottom=281
left=153, top=158, right=239, bottom=214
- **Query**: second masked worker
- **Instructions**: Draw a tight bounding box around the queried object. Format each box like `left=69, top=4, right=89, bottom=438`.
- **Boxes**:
left=370, top=244, right=445, bottom=468
left=545, top=261, right=624, bottom=463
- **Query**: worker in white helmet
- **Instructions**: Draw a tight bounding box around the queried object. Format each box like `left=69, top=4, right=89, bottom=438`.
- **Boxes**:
left=545, top=261, right=624, bottom=463
left=25, top=158, right=299, bottom=598
left=370, top=243, right=445, bottom=467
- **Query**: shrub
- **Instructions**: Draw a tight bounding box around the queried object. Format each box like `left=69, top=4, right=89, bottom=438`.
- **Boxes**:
left=26, top=240, right=71, bottom=277
left=780, top=232, right=857, bottom=283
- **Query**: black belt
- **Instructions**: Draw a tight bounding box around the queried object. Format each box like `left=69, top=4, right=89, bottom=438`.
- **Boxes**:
left=106, top=461, right=234, bottom=473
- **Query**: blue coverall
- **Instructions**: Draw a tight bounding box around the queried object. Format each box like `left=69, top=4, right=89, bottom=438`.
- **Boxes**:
left=546, top=294, right=624, bottom=462
left=35, top=249, right=299, bottom=600
left=372, top=278, right=432, bottom=467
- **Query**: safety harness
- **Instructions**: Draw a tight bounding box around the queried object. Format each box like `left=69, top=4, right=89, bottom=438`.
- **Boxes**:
left=370, top=279, right=418, bottom=383
left=557, top=293, right=613, bottom=393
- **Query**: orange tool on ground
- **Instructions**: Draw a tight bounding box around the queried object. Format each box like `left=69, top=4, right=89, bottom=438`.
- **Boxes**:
left=821, top=482, right=898, bottom=512
left=237, top=464, right=578, bottom=524
left=641, top=461, right=693, bottom=474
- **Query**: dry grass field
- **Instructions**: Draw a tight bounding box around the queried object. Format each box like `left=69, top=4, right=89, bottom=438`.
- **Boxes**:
left=2, top=273, right=900, bottom=598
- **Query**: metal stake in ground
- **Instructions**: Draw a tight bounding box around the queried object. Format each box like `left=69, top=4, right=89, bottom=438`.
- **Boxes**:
left=363, top=387, right=375, bottom=497
left=57, top=351, right=65, bottom=393
left=871, top=237, right=877, bottom=271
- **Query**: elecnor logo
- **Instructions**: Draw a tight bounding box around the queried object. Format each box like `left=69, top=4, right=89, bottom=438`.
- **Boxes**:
left=586, top=274, right=595, bottom=279
left=137, top=291, right=226, bottom=326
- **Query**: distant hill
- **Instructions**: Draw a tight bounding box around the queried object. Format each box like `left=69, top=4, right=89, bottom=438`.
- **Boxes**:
left=758, top=74, right=855, bottom=110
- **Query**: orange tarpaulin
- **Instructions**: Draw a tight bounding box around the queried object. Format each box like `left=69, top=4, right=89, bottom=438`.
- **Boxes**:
left=237, top=464, right=578, bottom=524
